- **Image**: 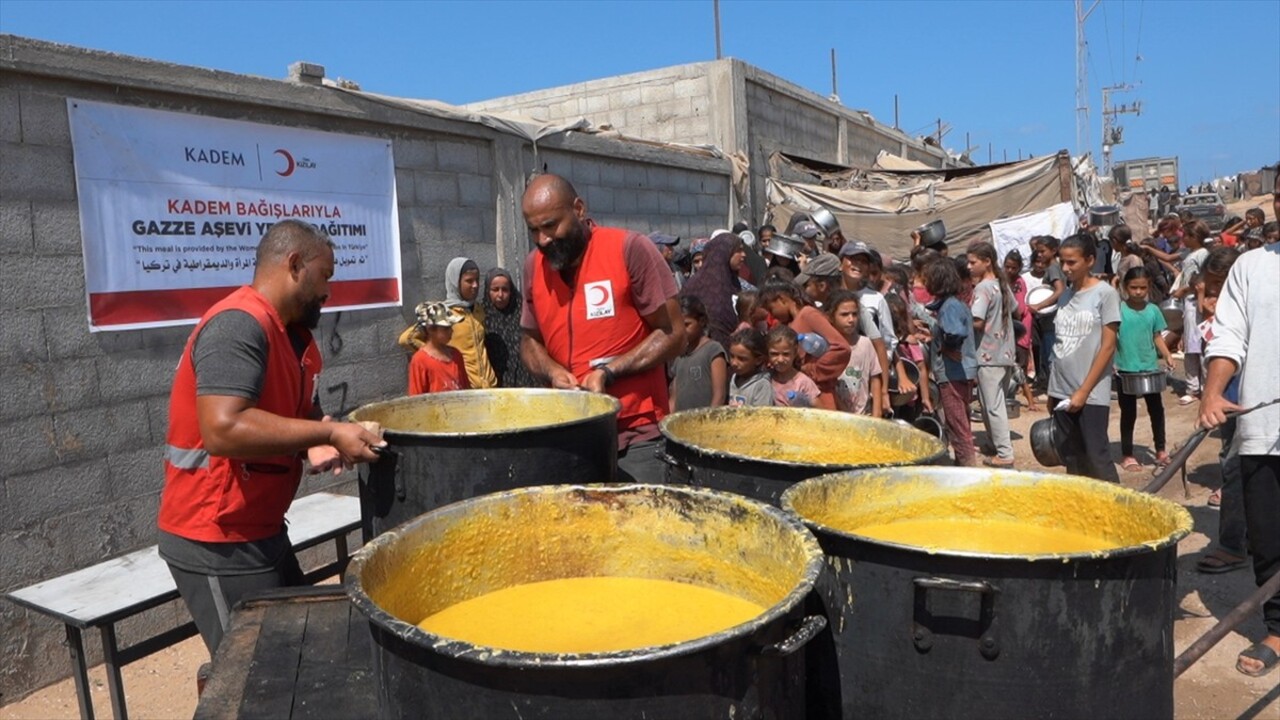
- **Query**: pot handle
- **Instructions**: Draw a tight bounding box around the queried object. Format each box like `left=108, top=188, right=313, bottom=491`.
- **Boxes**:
left=655, top=450, right=692, bottom=483
left=912, top=577, right=1000, bottom=660
left=760, top=615, right=827, bottom=657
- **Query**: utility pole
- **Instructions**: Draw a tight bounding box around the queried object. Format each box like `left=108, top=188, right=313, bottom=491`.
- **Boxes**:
left=1076, top=0, right=1101, bottom=158
left=714, top=0, right=722, bottom=60
left=1101, top=83, right=1141, bottom=176
left=829, top=49, right=840, bottom=103
left=894, top=94, right=899, bottom=129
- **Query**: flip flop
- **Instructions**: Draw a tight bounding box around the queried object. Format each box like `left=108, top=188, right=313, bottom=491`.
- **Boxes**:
left=1237, top=641, right=1280, bottom=677
left=1121, top=458, right=1143, bottom=472
left=1197, top=550, right=1248, bottom=574
left=983, top=457, right=1015, bottom=468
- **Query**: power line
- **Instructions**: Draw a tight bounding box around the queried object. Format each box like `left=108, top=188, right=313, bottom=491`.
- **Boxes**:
left=1121, top=0, right=1126, bottom=83
left=1102, top=0, right=1116, bottom=85
left=1132, top=0, right=1146, bottom=84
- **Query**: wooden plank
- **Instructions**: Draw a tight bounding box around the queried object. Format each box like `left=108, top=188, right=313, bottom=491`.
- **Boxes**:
left=194, top=601, right=266, bottom=720
left=237, top=600, right=309, bottom=720
left=291, top=661, right=375, bottom=720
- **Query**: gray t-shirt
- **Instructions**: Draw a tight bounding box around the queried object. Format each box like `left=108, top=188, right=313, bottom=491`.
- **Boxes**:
left=970, top=279, right=1016, bottom=367
left=1049, top=282, right=1122, bottom=406
left=729, top=371, right=773, bottom=407
left=853, top=287, right=898, bottom=355
left=671, top=339, right=726, bottom=411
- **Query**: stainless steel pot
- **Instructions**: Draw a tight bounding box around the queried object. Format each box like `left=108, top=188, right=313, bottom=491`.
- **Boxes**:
left=1089, top=205, right=1121, bottom=226
left=765, top=233, right=806, bottom=261
left=915, top=219, right=946, bottom=247
left=887, top=359, right=921, bottom=407
left=810, top=207, right=840, bottom=235
left=1118, top=370, right=1168, bottom=395
left=1160, top=298, right=1183, bottom=332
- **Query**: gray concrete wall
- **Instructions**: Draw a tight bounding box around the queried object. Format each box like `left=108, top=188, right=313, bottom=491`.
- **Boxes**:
left=0, top=34, right=730, bottom=705
left=471, top=59, right=960, bottom=224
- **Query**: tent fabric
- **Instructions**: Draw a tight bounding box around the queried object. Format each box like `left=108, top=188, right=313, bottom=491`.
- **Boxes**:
left=872, top=150, right=935, bottom=171
left=989, top=202, right=1079, bottom=266
left=766, top=153, right=1074, bottom=259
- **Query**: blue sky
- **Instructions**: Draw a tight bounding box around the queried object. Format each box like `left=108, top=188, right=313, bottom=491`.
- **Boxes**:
left=3, top=0, right=1276, bottom=184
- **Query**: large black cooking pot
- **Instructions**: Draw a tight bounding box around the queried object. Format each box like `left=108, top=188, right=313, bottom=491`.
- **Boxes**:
left=349, top=389, right=620, bottom=539
left=781, top=467, right=1193, bottom=720
left=345, top=483, right=826, bottom=719
left=658, top=406, right=948, bottom=506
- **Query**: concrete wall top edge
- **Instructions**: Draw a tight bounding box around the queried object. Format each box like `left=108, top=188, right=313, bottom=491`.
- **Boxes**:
left=464, top=59, right=717, bottom=109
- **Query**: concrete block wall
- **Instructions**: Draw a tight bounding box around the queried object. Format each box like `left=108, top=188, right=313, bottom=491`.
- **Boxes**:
left=466, top=62, right=715, bottom=147
left=0, top=34, right=730, bottom=705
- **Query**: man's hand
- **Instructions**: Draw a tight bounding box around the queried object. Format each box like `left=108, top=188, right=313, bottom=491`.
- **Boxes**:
left=327, top=422, right=385, bottom=465
left=547, top=365, right=580, bottom=390
left=1199, top=392, right=1242, bottom=430
left=581, top=368, right=608, bottom=394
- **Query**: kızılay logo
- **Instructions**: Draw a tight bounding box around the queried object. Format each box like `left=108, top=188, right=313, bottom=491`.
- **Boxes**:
left=273, top=148, right=317, bottom=177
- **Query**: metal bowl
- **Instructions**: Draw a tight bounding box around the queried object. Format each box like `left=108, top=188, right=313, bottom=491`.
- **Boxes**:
left=1026, top=285, right=1056, bottom=315
left=764, top=233, right=806, bottom=261
left=1159, top=298, right=1183, bottom=332
left=1118, top=371, right=1167, bottom=396
left=811, top=207, right=840, bottom=235
left=887, top=359, right=922, bottom=407
left=915, top=219, right=946, bottom=247
left=1089, top=205, right=1121, bottom=226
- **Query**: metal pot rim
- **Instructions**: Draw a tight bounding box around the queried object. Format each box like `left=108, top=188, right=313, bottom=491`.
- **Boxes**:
left=780, top=468, right=1193, bottom=562
left=348, top=388, right=622, bottom=439
left=659, top=406, right=949, bottom=470
left=345, top=483, right=825, bottom=669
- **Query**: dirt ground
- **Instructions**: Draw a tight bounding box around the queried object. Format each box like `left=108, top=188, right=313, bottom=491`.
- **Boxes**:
left=3, top=199, right=1277, bottom=719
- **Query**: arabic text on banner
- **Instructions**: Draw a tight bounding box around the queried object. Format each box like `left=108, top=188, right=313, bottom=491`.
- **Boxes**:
left=68, top=99, right=401, bottom=331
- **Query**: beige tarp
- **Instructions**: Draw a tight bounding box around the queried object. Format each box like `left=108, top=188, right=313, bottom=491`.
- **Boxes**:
left=872, top=150, right=934, bottom=171
left=766, top=153, right=1074, bottom=259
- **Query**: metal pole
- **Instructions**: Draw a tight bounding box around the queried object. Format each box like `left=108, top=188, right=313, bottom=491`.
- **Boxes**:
left=830, top=48, right=838, bottom=99
left=894, top=94, right=899, bottom=129
left=714, top=0, right=722, bottom=60
left=1174, top=571, right=1280, bottom=677
left=988, top=143, right=993, bottom=164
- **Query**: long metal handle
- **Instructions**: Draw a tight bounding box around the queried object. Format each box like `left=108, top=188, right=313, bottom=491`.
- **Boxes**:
left=1142, top=398, right=1280, bottom=495
left=913, top=577, right=1000, bottom=660
left=656, top=450, right=692, bottom=482
left=760, top=615, right=827, bottom=657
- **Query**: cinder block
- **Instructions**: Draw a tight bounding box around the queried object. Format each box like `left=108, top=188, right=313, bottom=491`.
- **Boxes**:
left=0, top=362, right=46, bottom=423
left=436, top=140, right=481, bottom=174
left=585, top=185, right=614, bottom=213
left=0, top=255, right=84, bottom=310
left=0, top=415, right=58, bottom=478
left=32, top=200, right=82, bottom=256
left=584, top=95, right=610, bottom=114
left=44, top=357, right=101, bottom=412
left=610, top=87, right=642, bottom=111
left=96, top=355, right=180, bottom=404
left=457, top=174, right=492, bottom=208
left=145, top=395, right=170, bottom=444
left=598, top=161, right=626, bottom=187
left=392, top=137, right=436, bottom=170
left=106, top=445, right=163, bottom=501
left=659, top=192, right=680, bottom=215
left=416, top=172, right=458, bottom=205
left=637, top=192, right=661, bottom=214
left=0, top=309, right=47, bottom=366
left=7, top=458, right=111, bottom=527
left=394, top=168, right=415, bottom=206
left=613, top=192, right=638, bottom=214
left=674, top=78, right=705, bottom=99
left=623, top=164, right=648, bottom=188
left=0, top=142, right=76, bottom=202
left=18, top=92, right=71, bottom=148
left=640, top=85, right=675, bottom=105
left=0, top=88, right=20, bottom=143
left=570, top=156, right=602, bottom=186
left=0, top=200, right=33, bottom=255
left=53, top=399, right=152, bottom=463
left=678, top=193, right=699, bottom=215
left=440, top=207, right=489, bottom=247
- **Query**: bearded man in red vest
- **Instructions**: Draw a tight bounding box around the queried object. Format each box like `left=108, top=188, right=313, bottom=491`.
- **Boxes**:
left=520, top=174, right=684, bottom=482
left=158, top=219, right=384, bottom=654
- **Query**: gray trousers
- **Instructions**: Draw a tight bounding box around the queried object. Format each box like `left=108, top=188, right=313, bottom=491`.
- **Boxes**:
left=616, top=438, right=666, bottom=484
left=976, top=365, right=1014, bottom=460
left=166, top=548, right=303, bottom=655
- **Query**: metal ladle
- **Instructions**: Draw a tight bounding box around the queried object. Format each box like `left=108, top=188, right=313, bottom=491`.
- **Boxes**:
left=1142, top=398, right=1280, bottom=496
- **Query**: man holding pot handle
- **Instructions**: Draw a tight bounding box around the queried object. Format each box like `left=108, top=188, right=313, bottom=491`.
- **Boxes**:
left=1199, top=172, right=1280, bottom=677
left=157, top=220, right=385, bottom=656
left=520, top=174, right=684, bottom=483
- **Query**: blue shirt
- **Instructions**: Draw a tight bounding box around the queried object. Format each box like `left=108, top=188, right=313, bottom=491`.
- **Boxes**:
left=928, top=295, right=977, bottom=382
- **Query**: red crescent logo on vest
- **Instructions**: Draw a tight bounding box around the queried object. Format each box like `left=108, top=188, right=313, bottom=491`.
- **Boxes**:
left=584, top=280, right=615, bottom=319
left=274, top=149, right=295, bottom=177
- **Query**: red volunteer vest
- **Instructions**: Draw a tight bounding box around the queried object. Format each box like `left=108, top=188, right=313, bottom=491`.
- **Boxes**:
left=158, top=286, right=321, bottom=542
left=529, top=227, right=668, bottom=431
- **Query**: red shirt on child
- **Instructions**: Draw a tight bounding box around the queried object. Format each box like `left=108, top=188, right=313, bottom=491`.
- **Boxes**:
left=409, top=347, right=471, bottom=395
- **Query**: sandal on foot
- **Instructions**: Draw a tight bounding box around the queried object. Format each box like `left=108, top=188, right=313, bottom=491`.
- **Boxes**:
left=1197, top=550, right=1248, bottom=574
left=1154, top=452, right=1171, bottom=468
left=1237, top=641, right=1280, bottom=677
left=1121, top=458, right=1143, bottom=472
left=983, top=457, right=1015, bottom=468
left=1208, top=490, right=1222, bottom=508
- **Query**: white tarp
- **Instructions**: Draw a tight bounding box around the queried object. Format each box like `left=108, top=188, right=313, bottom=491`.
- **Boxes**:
left=68, top=99, right=401, bottom=331
left=989, top=202, right=1080, bottom=266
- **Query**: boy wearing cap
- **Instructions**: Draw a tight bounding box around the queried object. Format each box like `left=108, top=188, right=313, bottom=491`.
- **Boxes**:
left=650, top=232, right=684, bottom=290
left=408, top=302, right=471, bottom=395
left=796, top=253, right=843, bottom=309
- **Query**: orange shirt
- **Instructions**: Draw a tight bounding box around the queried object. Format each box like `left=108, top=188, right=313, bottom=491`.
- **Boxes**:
left=409, top=347, right=471, bottom=395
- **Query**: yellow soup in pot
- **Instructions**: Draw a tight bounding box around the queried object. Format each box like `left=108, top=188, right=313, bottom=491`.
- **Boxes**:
left=852, top=518, right=1116, bottom=554
left=418, top=576, right=766, bottom=654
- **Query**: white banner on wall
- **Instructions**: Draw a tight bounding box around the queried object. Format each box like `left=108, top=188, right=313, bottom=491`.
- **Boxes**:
left=68, top=99, right=401, bottom=331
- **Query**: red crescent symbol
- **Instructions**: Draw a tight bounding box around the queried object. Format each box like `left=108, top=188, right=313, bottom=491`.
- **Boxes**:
left=588, top=285, right=610, bottom=306
left=274, top=149, right=295, bottom=177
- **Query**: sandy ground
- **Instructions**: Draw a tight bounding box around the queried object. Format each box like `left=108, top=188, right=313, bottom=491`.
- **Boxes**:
left=4, top=230, right=1280, bottom=719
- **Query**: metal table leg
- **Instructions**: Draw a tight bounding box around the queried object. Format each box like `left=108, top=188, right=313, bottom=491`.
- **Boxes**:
left=65, top=625, right=94, bottom=720
left=99, top=624, right=129, bottom=720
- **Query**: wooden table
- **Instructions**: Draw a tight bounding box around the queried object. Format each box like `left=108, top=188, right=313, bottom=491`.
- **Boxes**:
left=194, top=586, right=376, bottom=720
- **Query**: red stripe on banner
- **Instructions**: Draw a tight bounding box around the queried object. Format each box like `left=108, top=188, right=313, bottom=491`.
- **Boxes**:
left=89, top=279, right=400, bottom=328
